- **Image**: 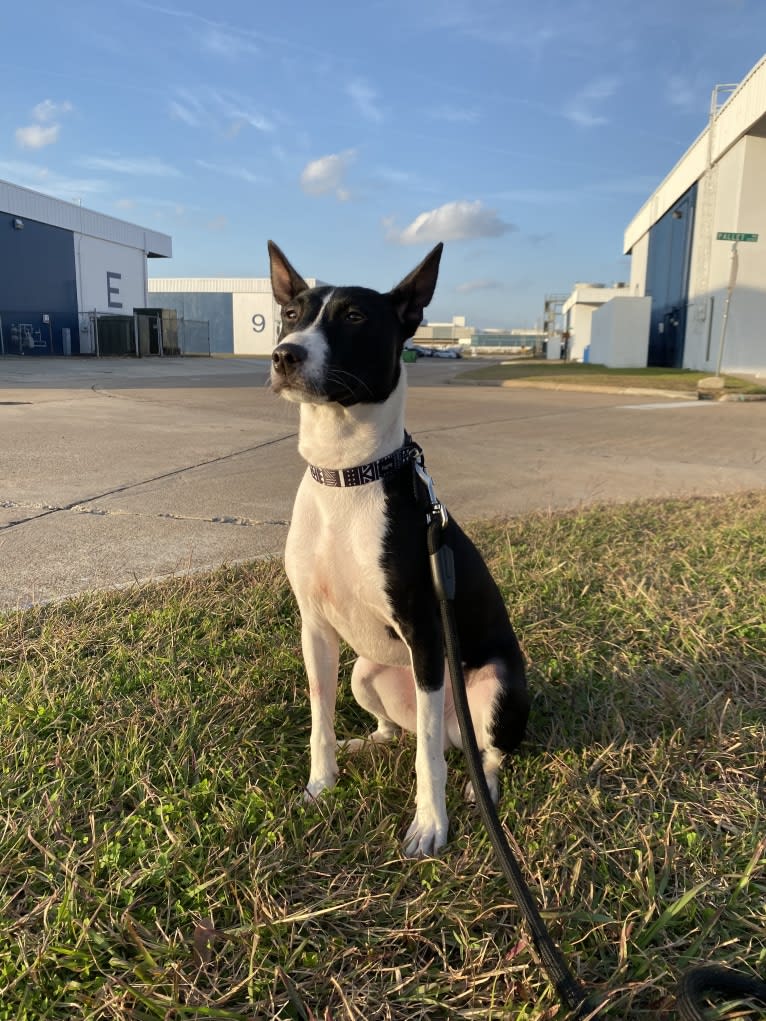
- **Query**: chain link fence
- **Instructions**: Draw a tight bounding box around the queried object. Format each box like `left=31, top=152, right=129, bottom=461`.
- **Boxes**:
left=1, top=310, right=209, bottom=357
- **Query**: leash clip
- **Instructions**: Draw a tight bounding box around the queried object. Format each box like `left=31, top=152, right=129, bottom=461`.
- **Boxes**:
left=413, top=460, right=449, bottom=529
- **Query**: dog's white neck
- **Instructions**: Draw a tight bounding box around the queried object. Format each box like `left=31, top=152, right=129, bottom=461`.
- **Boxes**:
left=297, top=369, right=407, bottom=468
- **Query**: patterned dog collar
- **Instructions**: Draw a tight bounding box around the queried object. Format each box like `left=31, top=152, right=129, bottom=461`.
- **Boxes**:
left=308, top=436, right=422, bottom=488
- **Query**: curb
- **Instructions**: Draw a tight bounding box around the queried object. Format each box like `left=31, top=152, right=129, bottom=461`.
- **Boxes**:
left=450, top=376, right=766, bottom=401
left=450, top=378, right=698, bottom=400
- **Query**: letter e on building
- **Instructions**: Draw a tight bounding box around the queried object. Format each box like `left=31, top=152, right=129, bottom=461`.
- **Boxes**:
left=107, top=271, right=123, bottom=309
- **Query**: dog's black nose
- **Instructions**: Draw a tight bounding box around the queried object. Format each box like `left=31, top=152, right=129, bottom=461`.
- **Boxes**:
left=272, top=342, right=308, bottom=376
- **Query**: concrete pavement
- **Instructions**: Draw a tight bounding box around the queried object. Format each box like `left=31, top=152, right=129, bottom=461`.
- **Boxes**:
left=1, top=355, right=765, bottom=609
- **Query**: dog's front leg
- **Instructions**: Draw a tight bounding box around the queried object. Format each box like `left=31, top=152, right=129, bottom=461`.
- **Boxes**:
left=403, top=644, right=448, bottom=857
left=301, top=617, right=341, bottom=799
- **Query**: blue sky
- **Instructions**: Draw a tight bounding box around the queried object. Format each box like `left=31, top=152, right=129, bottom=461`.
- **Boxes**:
left=1, top=1, right=764, bottom=328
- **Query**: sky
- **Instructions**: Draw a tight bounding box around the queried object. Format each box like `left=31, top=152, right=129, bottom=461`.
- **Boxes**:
left=1, top=1, right=764, bottom=330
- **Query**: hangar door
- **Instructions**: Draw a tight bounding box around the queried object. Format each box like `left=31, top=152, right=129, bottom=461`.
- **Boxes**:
left=644, top=184, right=697, bottom=367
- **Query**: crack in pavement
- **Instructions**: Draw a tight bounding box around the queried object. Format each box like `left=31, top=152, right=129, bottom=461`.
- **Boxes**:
left=73, top=505, right=290, bottom=527
left=0, top=431, right=297, bottom=533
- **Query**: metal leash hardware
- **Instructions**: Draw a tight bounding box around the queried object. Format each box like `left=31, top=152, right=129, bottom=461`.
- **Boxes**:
left=413, top=459, right=448, bottom=529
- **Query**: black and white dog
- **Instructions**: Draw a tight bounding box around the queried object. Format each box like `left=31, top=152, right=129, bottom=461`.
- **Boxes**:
left=268, top=241, right=529, bottom=856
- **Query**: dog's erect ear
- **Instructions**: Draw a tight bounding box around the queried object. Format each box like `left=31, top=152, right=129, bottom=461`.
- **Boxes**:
left=387, top=243, right=443, bottom=337
left=268, top=240, right=309, bottom=306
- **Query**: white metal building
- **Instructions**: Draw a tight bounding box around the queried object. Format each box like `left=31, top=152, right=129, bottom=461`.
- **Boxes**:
left=0, top=178, right=171, bottom=356
left=148, top=277, right=321, bottom=356
left=413, top=316, right=474, bottom=344
left=624, top=53, right=766, bottom=376
left=561, top=283, right=630, bottom=361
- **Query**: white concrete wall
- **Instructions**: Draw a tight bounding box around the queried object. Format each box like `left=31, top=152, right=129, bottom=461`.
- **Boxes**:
left=562, top=285, right=631, bottom=361
left=568, top=303, right=599, bottom=361
left=232, top=292, right=279, bottom=354
left=589, top=297, right=651, bottom=368
left=684, top=133, right=766, bottom=374
left=75, top=234, right=147, bottom=316
left=546, top=337, right=561, bottom=360
left=628, top=232, right=648, bottom=296
left=709, top=133, right=766, bottom=374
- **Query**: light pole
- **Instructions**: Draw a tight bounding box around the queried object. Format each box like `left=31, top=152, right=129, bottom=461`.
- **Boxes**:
left=715, top=241, right=739, bottom=377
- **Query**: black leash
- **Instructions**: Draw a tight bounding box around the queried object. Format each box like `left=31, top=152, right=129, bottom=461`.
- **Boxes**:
left=678, top=967, right=766, bottom=1021
left=414, top=457, right=766, bottom=1021
left=415, top=459, right=594, bottom=1018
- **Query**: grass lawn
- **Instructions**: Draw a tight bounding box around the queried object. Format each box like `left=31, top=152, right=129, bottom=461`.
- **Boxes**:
left=1, top=494, right=765, bottom=1019
left=456, top=361, right=766, bottom=394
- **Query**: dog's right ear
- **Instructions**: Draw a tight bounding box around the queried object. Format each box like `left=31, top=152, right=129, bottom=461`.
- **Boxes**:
left=387, top=242, right=443, bottom=338
left=268, top=241, right=309, bottom=306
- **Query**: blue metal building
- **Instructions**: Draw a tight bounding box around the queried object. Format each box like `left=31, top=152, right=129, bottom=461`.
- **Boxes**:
left=1, top=179, right=172, bottom=356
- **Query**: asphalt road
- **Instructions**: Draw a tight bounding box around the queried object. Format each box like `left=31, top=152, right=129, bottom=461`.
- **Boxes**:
left=1, top=356, right=764, bottom=609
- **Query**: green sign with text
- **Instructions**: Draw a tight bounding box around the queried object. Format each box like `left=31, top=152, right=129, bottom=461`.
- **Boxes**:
left=716, top=231, right=759, bottom=242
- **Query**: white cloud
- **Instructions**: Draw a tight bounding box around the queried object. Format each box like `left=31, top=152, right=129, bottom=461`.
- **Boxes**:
left=456, top=278, right=502, bottom=293
left=347, top=79, right=383, bottom=122
left=168, top=87, right=275, bottom=135
left=564, top=76, right=619, bottom=127
left=16, top=123, right=60, bottom=150
left=223, top=107, right=274, bottom=133
left=169, top=99, right=200, bottom=127
left=196, top=159, right=267, bottom=185
left=32, top=99, right=73, bottom=122
left=0, top=160, right=107, bottom=201
left=386, top=199, right=516, bottom=244
left=300, top=150, right=356, bottom=200
left=199, top=25, right=260, bottom=58
left=15, top=98, right=73, bottom=149
left=79, top=155, right=182, bottom=177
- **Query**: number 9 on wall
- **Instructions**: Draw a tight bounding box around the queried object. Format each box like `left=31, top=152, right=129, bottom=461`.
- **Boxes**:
left=252, top=313, right=266, bottom=333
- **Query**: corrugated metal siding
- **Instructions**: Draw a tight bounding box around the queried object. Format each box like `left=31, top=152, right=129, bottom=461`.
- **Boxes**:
left=624, top=133, right=707, bottom=253
left=150, top=291, right=233, bottom=354
left=624, top=53, right=766, bottom=253
left=715, top=53, right=766, bottom=155
left=0, top=178, right=171, bottom=257
left=0, top=217, right=80, bottom=354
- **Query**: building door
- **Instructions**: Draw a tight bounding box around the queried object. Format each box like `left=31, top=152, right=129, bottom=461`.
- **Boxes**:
left=646, top=184, right=696, bottom=367
left=663, top=307, right=683, bottom=368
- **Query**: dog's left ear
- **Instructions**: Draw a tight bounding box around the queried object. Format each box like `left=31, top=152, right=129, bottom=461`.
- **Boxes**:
left=387, top=243, right=443, bottom=338
left=268, top=240, right=309, bottom=306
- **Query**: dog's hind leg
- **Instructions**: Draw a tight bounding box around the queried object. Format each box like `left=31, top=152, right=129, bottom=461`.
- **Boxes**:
left=444, top=657, right=529, bottom=805
left=339, top=657, right=410, bottom=752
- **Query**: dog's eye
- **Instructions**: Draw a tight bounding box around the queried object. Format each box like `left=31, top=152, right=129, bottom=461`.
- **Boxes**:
left=345, top=310, right=364, bottom=323
left=283, top=307, right=298, bottom=321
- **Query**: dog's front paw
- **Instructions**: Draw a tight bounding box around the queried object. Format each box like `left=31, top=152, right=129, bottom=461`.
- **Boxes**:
left=303, top=774, right=337, bottom=802
left=403, top=810, right=448, bottom=858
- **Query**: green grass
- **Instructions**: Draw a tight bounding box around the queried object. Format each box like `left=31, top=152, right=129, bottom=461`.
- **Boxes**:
left=1, top=495, right=765, bottom=1019
left=457, top=361, right=766, bottom=394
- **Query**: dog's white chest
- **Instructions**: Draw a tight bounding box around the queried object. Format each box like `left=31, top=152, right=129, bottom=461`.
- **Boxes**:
left=285, top=475, right=408, bottom=666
